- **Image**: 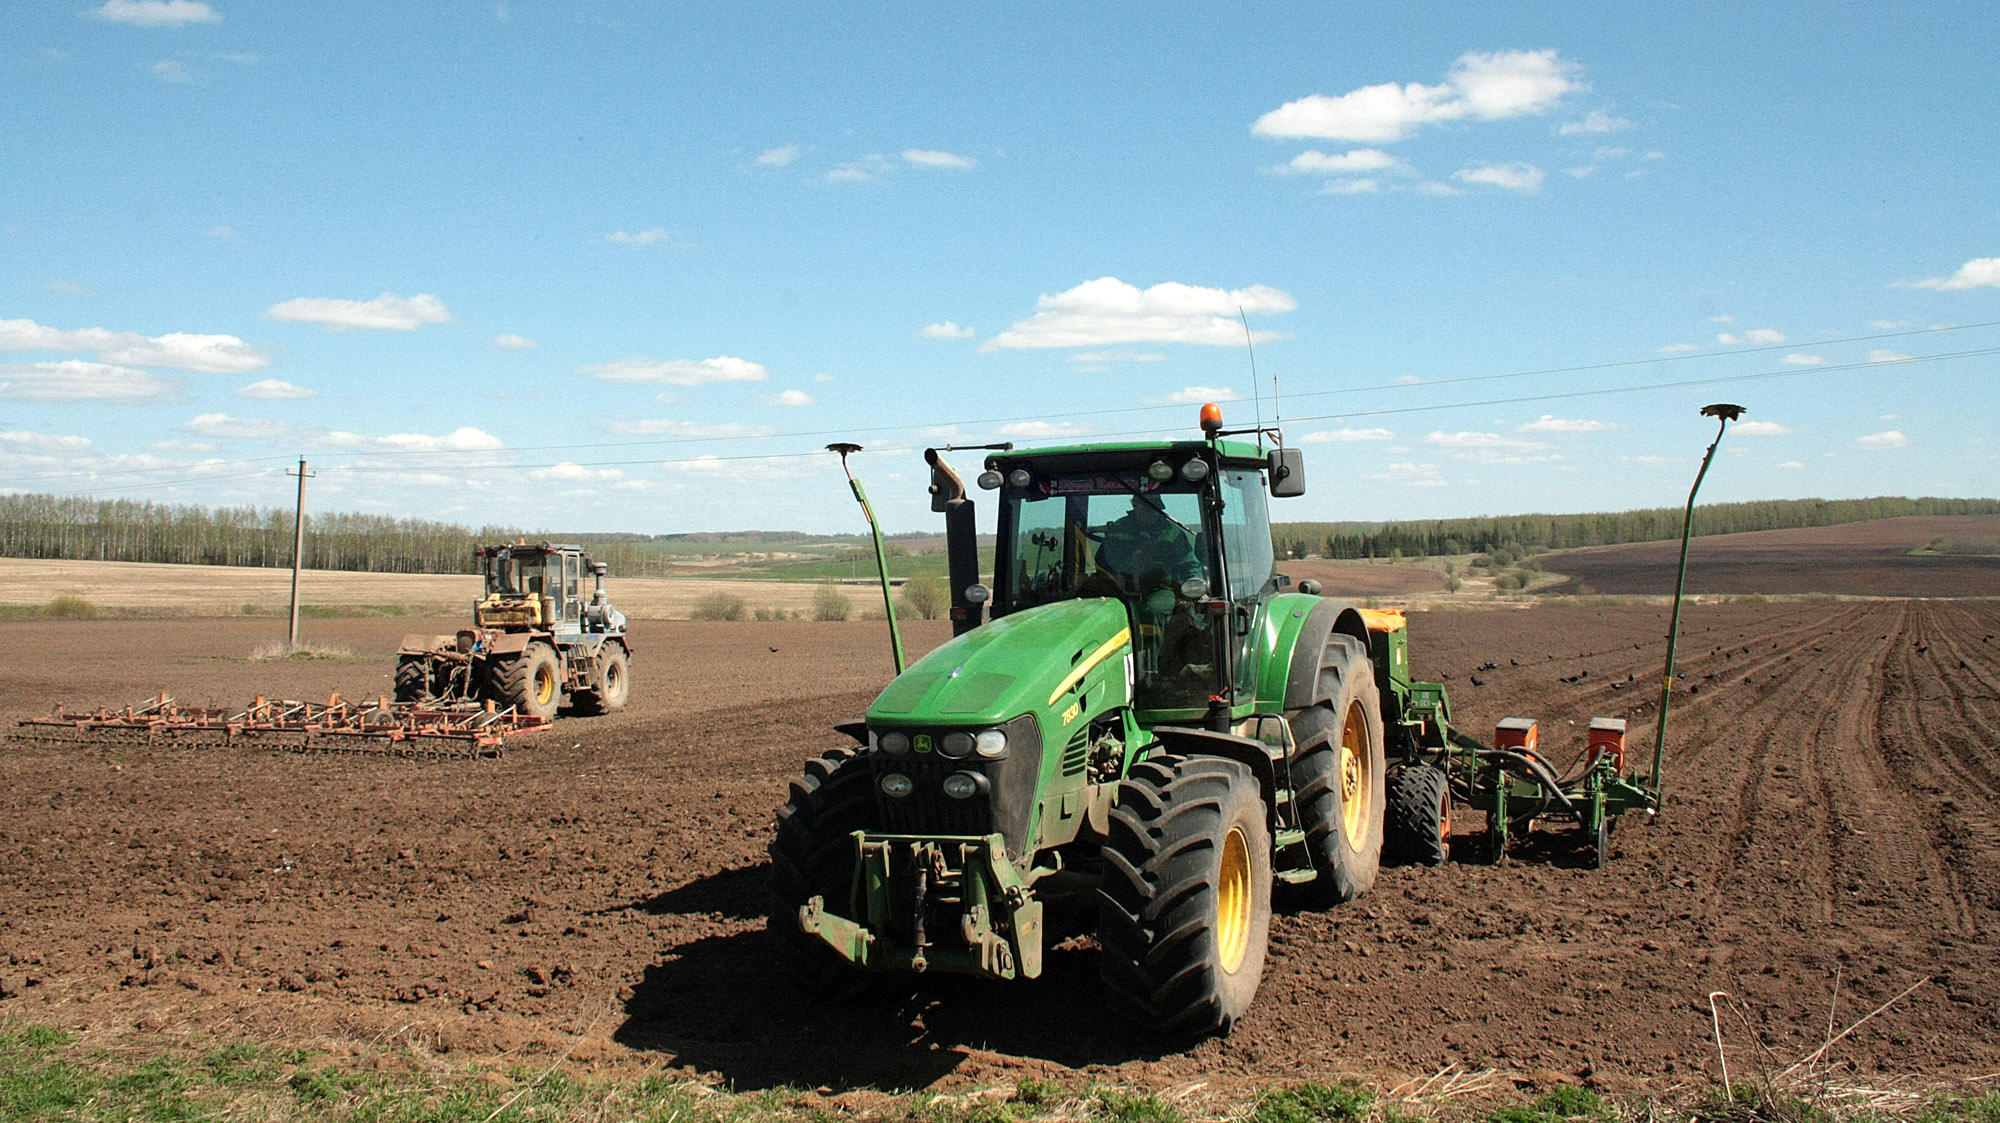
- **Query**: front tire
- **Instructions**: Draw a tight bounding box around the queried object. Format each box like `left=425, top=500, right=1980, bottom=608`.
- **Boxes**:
left=571, top=643, right=630, bottom=715
left=1097, top=753, right=1272, bottom=1037
left=494, top=643, right=562, bottom=719
left=768, top=748, right=876, bottom=995
left=1285, top=634, right=1386, bottom=906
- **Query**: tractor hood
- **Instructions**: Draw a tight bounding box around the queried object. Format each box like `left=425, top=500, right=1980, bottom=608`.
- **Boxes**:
left=867, top=598, right=1132, bottom=729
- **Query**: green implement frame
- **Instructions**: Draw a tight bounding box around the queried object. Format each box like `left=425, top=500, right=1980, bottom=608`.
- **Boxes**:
left=1374, top=403, right=1742, bottom=867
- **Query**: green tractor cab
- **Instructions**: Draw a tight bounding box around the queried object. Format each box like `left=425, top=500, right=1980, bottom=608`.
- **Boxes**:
left=771, top=410, right=1391, bottom=1035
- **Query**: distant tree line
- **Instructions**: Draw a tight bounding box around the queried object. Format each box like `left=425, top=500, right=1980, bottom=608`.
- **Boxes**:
left=1272, top=496, right=2000, bottom=560
left=0, top=493, right=518, bottom=574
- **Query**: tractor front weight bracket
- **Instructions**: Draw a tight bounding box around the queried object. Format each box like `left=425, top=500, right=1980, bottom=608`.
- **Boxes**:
left=802, top=832, right=1042, bottom=981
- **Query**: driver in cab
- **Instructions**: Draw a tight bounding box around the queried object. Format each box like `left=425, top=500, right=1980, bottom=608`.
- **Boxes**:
left=1094, top=496, right=1203, bottom=600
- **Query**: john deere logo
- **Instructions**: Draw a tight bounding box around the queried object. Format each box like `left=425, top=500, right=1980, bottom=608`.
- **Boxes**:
left=914, top=734, right=933, bottom=754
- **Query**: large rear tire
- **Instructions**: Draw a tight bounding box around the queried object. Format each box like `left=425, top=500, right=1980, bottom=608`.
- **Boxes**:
left=393, top=656, right=431, bottom=704
left=1097, top=753, right=1272, bottom=1037
left=1384, top=763, right=1450, bottom=867
left=571, top=643, right=630, bottom=715
left=768, top=748, right=876, bottom=995
left=1284, top=634, right=1386, bottom=906
left=494, top=643, right=563, bottom=719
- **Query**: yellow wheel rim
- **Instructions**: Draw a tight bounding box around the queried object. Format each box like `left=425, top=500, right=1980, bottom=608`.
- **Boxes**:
left=535, top=664, right=556, bottom=706
left=1216, top=826, right=1252, bottom=974
left=1339, top=701, right=1371, bottom=849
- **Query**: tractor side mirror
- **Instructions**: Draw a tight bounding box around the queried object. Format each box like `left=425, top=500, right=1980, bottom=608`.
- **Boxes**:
left=925, top=448, right=967, bottom=513
left=1268, top=447, right=1305, bottom=497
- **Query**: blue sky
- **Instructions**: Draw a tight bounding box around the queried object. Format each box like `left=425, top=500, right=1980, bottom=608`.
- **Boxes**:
left=4, top=1, right=1997, bottom=535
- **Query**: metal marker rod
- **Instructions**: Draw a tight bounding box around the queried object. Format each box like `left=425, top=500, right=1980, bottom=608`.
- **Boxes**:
left=828, top=444, right=906, bottom=674
left=1652, top=404, right=1743, bottom=805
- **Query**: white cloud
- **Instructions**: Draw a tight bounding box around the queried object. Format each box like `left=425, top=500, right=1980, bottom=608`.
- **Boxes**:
left=813, top=372, right=835, bottom=383
left=491, top=333, right=538, bottom=349
left=1453, top=162, right=1545, bottom=193
left=1281, top=148, right=1404, bottom=175
left=1071, top=350, right=1165, bottom=363
left=998, top=420, right=1095, bottom=439
left=1518, top=415, right=1611, bottom=432
left=0, top=360, right=174, bottom=400
left=187, top=412, right=291, bottom=440
left=1426, top=430, right=1558, bottom=463
left=151, top=59, right=197, bottom=84
left=237, top=378, right=314, bottom=399
left=1659, top=343, right=1699, bottom=353
left=368, top=428, right=503, bottom=453
left=1868, top=349, right=1913, bottom=363
left=1855, top=430, right=1909, bottom=450
left=265, top=292, right=452, bottom=331
left=1322, top=178, right=1382, bottom=195
left=578, top=355, right=769, bottom=386
left=1252, top=49, right=1582, bottom=143
left=1717, top=329, right=1787, bottom=344
left=533, top=462, right=624, bottom=482
left=918, top=321, right=975, bottom=340
left=604, top=419, right=776, bottom=438
left=1558, top=109, right=1631, bottom=135
left=1709, top=314, right=1734, bottom=323
left=1776, top=461, right=1805, bottom=469
left=1905, top=257, right=2000, bottom=291
left=1395, top=374, right=1422, bottom=385
left=1153, top=386, right=1242, bottom=404
left=756, top=145, right=800, bottom=167
left=0, top=430, right=92, bottom=453
left=91, top=1, right=219, bottom=28
left=1781, top=353, right=1824, bottom=365
left=0, top=317, right=267, bottom=373
left=902, top=149, right=977, bottom=169
left=982, top=276, right=1296, bottom=352
left=764, top=390, right=816, bottom=407
left=1414, top=181, right=1461, bottom=196
left=605, top=228, right=671, bottom=245
left=1372, top=461, right=1446, bottom=487
left=1870, top=319, right=1910, bottom=329
left=1624, top=455, right=1673, bottom=467
left=827, top=154, right=895, bottom=183
left=203, top=224, right=237, bottom=239
left=1301, top=427, right=1395, bottom=443
left=1734, top=420, right=1793, bottom=435
left=47, top=280, right=87, bottom=293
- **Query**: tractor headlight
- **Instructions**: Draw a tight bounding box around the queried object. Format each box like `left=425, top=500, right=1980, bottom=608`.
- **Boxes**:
left=1180, top=577, right=1209, bottom=599
left=940, top=731, right=975, bottom=758
left=1180, top=458, right=1211, bottom=483
left=977, top=469, right=1003, bottom=490
left=1007, top=468, right=1033, bottom=489
left=878, top=730, right=911, bottom=756
left=965, top=583, right=991, bottom=604
left=879, top=772, right=915, bottom=798
left=1147, top=459, right=1174, bottom=481
left=974, top=728, right=1008, bottom=758
left=941, top=771, right=988, bottom=801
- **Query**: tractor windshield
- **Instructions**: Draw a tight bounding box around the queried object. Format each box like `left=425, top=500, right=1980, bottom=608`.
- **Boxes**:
left=484, top=554, right=543, bottom=598
left=997, top=472, right=1219, bottom=709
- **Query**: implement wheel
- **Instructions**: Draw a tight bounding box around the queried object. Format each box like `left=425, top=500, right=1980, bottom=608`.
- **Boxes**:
left=768, top=748, right=875, bottom=995
left=1284, top=634, right=1386, bottom=906
left=572, top=643, right=630, bottom=716
left=1097, top=753, right=1271, bottom=1037
left=393, top=656, right=431, bottom=704
left=1384, top=763, right=1451, bottom=867
left=494, top=643, right=563, bottom=719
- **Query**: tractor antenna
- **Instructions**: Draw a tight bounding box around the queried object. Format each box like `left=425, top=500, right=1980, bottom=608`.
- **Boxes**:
left=1239, top=307, right=1265, bottom=444
left=1651, top=403, right=1745, bottom=807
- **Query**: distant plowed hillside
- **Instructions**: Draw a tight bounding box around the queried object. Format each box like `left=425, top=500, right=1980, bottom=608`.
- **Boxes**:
left=1539, top=515, right=2000, bottom=597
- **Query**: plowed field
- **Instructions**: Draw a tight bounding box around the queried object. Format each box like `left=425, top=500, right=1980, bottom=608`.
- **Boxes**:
left=3, top=599, right=1998, bottom=1098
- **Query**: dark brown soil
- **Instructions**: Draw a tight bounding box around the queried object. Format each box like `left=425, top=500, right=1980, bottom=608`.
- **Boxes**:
left=1541, top=515, right=2000, bottom=597
left=3, top=601, right=1997, bottom=1097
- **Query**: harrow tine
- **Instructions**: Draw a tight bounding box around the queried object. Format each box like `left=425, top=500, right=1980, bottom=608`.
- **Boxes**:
left=13, top=692, right=548, bottom=758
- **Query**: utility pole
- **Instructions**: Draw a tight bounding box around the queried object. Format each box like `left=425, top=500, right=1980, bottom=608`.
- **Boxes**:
left=287, top=457, right=314, bottom=649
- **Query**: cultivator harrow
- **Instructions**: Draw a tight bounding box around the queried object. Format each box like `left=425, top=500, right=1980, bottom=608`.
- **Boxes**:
left=11, top=691, right=549, bottom=758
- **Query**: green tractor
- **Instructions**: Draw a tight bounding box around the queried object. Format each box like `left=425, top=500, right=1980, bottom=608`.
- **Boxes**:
left=770, top=406, right=1408, bottom=1035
